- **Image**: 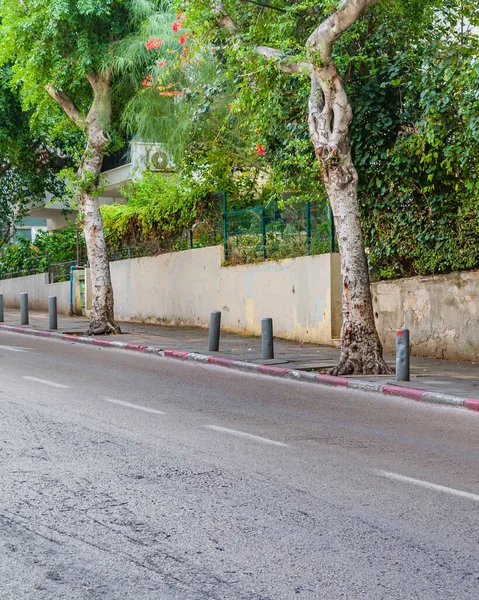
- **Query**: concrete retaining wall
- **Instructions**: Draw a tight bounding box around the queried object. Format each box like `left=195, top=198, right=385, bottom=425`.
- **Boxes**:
left=4, top=247, right=477, bottom=360
left=110, top=246, right=342, bottom=344
left=372, top=270, right=479, bottom=361
left=0, top=273, right=70, bottom=314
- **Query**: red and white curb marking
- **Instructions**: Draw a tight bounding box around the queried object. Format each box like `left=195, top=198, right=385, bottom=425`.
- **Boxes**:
left=1, top=324, right=478, bottom=414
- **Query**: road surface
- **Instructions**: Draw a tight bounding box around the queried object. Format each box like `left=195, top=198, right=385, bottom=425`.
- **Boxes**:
left=0, top=331, right=478, bottom=599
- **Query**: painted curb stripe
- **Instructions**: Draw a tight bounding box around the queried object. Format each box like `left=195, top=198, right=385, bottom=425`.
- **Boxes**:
left=464, top=399, right=479, bottom=412
left=256, top=365, right=290, bottom=377
left=316, top=373, right=349, bottom=387
left=1, top=323, right=477, bottom=414
left=382, top=385, right=424, bottom=402
left=207, top=356, right=235, bottom=368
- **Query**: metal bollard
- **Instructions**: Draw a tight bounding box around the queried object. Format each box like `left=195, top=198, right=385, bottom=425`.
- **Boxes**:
left=0, top=293, right=3, bottom=322
left=48, top=296, right=58, bottom=330
left=208, top=310, right=221, bottom=352
left=20, top=292, right=29, bottom=326
left=261, top=318, right=274, bottom=360
left=396, top=328, right=410, bottom=382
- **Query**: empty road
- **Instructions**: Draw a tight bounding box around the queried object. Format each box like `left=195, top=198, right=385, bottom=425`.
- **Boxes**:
left=0, top=330, right=478, bottom=599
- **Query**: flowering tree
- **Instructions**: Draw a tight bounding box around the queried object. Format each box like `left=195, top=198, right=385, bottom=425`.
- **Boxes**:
left=181, top=0, right=440, bottom=375
left=0, top=0, right=167, bottom=334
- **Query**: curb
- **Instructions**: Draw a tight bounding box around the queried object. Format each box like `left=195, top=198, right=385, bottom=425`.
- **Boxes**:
left=0, top=324, right=162, bottom=355
left=1, top=323, right=478, bottom=414
left=164, top=350, right=478, bottom=413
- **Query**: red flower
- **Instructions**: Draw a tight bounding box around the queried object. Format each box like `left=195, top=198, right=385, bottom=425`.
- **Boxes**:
left=179, top=34, right=187, bottom=45
left=157, top=60, right=167, bottom=67
left=257, top=144, right=266, bottom=156
left=142, top=75, right=153, bottom=87
left=182, top=47, right=188, bottom=56
left=177, top=13, right=183, bottom=21
left=172, top=21, right=180, bottom=32
left=146, top=38, right=162, bottom=50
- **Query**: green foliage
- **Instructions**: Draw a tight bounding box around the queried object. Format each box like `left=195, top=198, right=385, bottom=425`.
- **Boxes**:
left=0, top=66, right=70, bottom=246
left=349, top=3, right=479, bottom=278
left=181, top=0, right=479, bottom=278
left=0, top=223, right=84, bottom=277
left=100, top=171, right=220, bottom=248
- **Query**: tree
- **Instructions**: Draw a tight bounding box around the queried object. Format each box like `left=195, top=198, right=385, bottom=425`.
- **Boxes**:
left=0, top=0, right=165, bottom=334
left=181, top=0, right=444, bottom=374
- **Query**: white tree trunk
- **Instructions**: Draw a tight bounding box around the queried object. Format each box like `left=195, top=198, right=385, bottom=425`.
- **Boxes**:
left=215, top=0, right=390, bottom=374
left=46, top=72, right=120, bottom=335
left=308, top=66, right=390, bottom=375
left=79, top=77, right=120, bottom=335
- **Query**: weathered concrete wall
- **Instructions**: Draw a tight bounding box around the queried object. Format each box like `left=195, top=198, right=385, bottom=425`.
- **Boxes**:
left=0, top=273, right=70, bottom=314
left=110, top=246, right=342, bottom=344
left=372, top=270, right=479, bottom=361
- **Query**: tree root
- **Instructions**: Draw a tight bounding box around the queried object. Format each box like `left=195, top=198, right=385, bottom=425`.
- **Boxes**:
left=328, top=343, right=393, bottom=376
left=86, top=319, right=121, bottom=336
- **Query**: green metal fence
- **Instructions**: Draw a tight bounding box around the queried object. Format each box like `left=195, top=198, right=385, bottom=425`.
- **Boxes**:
left=222, top=195, right=337, bottom=265
left=0, top=254, right=83, bottom=283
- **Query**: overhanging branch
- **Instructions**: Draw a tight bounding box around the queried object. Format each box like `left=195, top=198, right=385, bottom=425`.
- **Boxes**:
left=307, top=0, right=381, bottom=65
left=45, top=84, right=85, bottom=129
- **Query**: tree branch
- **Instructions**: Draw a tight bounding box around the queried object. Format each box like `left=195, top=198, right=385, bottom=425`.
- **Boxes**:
left=45, top=84, right=86, bottom=129
left=307, top=0, right=380, bottom=65
left=213, top=1, right=238, bottom=33
left=256, top=47, right=312, bottom=74
left=214, top=3, right=311, bottom=74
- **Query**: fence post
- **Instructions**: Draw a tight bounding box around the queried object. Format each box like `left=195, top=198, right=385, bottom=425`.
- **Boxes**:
left=48, top=296, right=58, bottom=330
left=20, top=292, right=29, bottom=325
left=329, top=205, right=335, bottom=253
left=305, top=201, right=311, bottom=256
left=261, top=207, right=267, bottom=260
left=0, top=293, right=3, bottom=322
left=261, top=318, right=274, bottom=359
left=189, top=229, right=193, bottom=249
left=208, top=310, right=221, bottom=352
left=396, top=329, right=410, bottom=382
left=222, top=192, right=229, bottom=262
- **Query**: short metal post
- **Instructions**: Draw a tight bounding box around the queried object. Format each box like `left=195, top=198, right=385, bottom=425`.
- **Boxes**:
left=48, top=296, right=58, bottom=330
left=261, top=318, right=274, bottom=360
left=208, top=310, right=221, bottom=352
left=0, top=293, right=3, bottom=322
left=396, top=328, right=410, bottom=381
left=20, top=292, right=29, bottom=326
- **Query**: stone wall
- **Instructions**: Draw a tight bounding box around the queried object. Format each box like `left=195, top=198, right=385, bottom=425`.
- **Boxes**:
left=372, top=270, right=479, bottom=361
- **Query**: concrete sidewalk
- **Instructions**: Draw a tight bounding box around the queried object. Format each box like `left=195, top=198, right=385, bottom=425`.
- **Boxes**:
left=1, top=308, right=479, bottom=405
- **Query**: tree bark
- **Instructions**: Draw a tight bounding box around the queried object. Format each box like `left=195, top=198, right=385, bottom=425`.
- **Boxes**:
left=47, top=73, right=120, bottom=335
left=307, top=44, right=390, bottom=375
left=214, top=0, right=391, bottom=374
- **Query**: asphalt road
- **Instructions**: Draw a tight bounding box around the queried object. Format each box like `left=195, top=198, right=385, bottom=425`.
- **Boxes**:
left=0, top=331, right=478, bottom=600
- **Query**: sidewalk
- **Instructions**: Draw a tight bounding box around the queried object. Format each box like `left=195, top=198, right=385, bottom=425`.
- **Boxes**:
left=1, top=309, right=479, bottom=407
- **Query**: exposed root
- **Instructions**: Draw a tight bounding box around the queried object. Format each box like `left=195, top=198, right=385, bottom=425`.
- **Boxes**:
left=86, top=319, right=121, bottom=336
left=328, top=342, right=393, bottom=376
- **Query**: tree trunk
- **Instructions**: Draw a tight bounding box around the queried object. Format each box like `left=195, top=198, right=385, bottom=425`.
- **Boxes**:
left=45, top=73, right=119, bottom=335
left=308, top=67, right=391, bottom=375
left=79, top=75, right=120, bottom=335
left=80, top=183, right=119, bottom=335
